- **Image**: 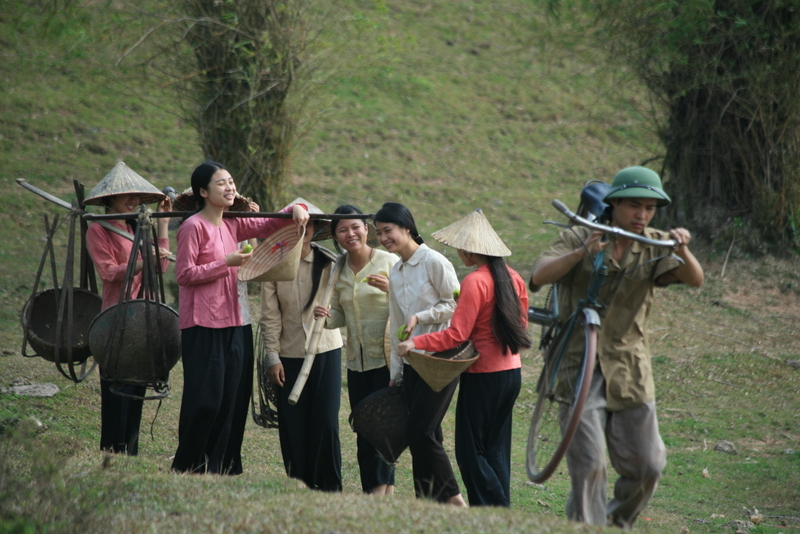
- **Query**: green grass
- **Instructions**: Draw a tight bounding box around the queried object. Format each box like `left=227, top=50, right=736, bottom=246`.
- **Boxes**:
left=2, top=0, right=799, bottom=532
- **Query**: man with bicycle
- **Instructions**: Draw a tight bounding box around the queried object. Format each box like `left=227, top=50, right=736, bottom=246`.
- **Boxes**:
left=530, top=166, right=703, bottom=529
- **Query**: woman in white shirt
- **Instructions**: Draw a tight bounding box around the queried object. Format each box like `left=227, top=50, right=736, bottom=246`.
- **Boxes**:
left=373, top=202, right=467, bottom=507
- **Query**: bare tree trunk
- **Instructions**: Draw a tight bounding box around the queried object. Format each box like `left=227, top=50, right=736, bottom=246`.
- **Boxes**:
left=183, top=0, right=307, bottom=211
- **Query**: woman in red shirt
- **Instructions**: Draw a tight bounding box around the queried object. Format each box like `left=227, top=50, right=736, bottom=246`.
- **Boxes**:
left=84, top=163, right=172, bottom=456
left=173, top=161, right=308, bottom=474
left=397, top=209, right=531, bottom=507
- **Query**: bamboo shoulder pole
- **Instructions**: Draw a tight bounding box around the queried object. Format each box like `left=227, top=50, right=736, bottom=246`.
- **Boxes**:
left=287, top=254, right=346, bottom=405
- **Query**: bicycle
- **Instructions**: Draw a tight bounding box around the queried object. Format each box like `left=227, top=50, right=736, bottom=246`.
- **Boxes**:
left=526, top=199, right=680, bottom=484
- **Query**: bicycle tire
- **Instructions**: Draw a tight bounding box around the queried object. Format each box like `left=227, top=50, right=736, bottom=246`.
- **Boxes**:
left=539, top=285, right=558, bottom=351
left=526, top=309, right=598, bottom=484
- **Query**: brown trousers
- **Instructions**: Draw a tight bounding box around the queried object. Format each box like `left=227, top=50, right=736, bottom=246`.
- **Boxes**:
left=559, top=368, right=666, bottom=530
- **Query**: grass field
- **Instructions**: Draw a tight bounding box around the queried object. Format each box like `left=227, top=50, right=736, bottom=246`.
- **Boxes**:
left=1, top=0, right=799, bottom=532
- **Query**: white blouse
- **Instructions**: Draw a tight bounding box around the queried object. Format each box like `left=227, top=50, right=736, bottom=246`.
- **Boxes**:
left=388, top=244, right=460, bottom=380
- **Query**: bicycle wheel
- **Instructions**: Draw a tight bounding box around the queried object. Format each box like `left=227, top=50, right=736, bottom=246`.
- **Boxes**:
left=526, top=308, right=598, bottom=484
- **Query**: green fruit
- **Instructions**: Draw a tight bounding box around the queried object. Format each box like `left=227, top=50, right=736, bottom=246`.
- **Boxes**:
left=397, top=325, right=409, bottom=341
left=242, top=244, right=253, bottom=253
left=361, top=277, right=369, bottom=283
left=453, top=288, right=460, bottom=300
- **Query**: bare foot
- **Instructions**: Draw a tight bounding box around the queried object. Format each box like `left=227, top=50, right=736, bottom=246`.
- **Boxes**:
left=446, top=494, right=468, bottom=508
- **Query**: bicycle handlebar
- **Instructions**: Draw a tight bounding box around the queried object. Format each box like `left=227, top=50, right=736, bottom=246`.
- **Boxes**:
left=551, top=199, right=678, bottom=248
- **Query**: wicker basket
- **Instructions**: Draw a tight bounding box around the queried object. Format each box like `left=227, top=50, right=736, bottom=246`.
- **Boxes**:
left=349, top=385, right=408, bottom=465
left=20, top=288, right=102, bottom=363
left=89, top=300, right=180, bottom=385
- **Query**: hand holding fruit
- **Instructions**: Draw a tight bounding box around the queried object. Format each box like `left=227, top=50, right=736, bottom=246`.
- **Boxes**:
left=225, top=245, right=253, bottom=267
left=361, top=271, right=390, bottom=293
left=396, top=324, right=409, bottom=341
left=405, top=315, right=419, bottom=336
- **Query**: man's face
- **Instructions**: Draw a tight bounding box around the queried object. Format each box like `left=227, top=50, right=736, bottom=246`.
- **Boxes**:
left=611, top=198, right=658, bottom=234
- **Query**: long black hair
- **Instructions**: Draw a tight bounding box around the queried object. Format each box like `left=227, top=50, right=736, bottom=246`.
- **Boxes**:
left=303, top=222, right=335, bottom=312
left=186, top=161, right=227, bottom=220
left=330, top=204, right=368, bottom=254
left=373, top=202, right=424, bottom=245
left=486, top=256, right=532, bottom=355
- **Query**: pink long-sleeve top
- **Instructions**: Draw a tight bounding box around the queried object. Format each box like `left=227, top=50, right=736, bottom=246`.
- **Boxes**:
left=412, top=263, right=528, bottom=374
left=176, top=205, right=301, bottom=330
left=86, top=221, right=170, bottom=311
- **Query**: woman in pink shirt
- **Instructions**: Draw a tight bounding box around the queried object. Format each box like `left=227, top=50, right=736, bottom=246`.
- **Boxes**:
left=397, top=209, right=531, bottom=506
left=172, top=161, right=309, bottom=474
left=85, top=164, right=172, bottom=456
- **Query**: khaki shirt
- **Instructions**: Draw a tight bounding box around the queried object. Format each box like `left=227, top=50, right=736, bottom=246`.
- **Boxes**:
left=326, top=249, right=400, bottom=372
left=260, top=248, right=343, bottom=367
left=537, top=226, right=681, bottom=410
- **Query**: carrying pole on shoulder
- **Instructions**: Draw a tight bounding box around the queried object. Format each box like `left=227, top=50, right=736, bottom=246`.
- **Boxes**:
left=287, top=253, right=346, bottom=405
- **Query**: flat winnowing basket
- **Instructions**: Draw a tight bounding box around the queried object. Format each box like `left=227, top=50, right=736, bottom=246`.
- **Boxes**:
left=404, top=341, right=479, bottom=392
left=238, top=225, right=304, bottom=282
left=349, top=385, right=408, bottom=465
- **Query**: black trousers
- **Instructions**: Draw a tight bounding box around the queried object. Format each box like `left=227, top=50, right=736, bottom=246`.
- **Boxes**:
left=347, top=366, right=395, bottom=492
left=403, top=364, right=460, bottom=502
left=100, top=379, right=145, bottom=455
left=277, top=349, right=342, bottom=492
left=455, top=368, right=521, bottom=507
left=222, top=324, right=254, bottom=475
left=172, top=326, right=246, bottom=474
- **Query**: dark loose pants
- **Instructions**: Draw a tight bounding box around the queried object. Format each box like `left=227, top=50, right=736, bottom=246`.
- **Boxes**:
left=403, top=363, right=460, bottom=503
left=277, top=349, right=343, bottom=492
left=455, top=369, right=521, bottom=507
left=222, top=324, right=254, bottom=475
left=100, top=379, right=145, bottom=456
left=347, top=366, right=395, bottom=492
left=172, top=326, right=246, bottom=474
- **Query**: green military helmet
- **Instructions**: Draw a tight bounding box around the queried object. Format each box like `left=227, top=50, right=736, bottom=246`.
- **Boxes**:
left=603, top=166, right=671, bottom=207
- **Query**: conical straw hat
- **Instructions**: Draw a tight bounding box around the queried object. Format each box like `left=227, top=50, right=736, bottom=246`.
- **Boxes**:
left=238, top=225, right=305, bottom=282
left=172, top=187, right=251, bottom=212
left=84, top=162, right=166, bottom=206
left=290, top=197, right=331, bottom=242
left=404, top=341, right=479, bottom=392
left=431, top=209, right=512, bottom=257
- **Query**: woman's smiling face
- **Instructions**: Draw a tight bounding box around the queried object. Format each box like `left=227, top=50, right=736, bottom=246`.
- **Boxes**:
left=200, top=169, right=236, bottom=208
left=375, top=221, right=411, bottom=254
left=334, top=218, right=369, bottom=253
left=107, top=193, right=143, bottom=214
